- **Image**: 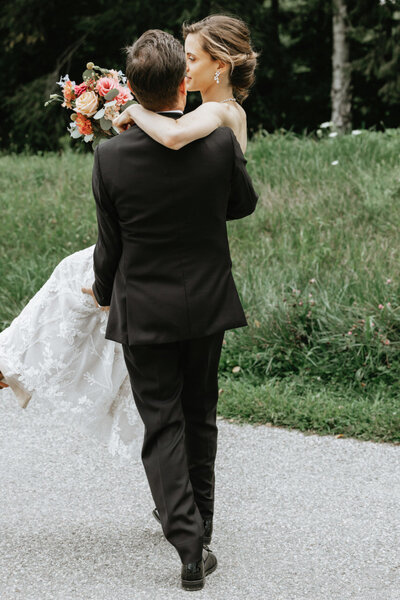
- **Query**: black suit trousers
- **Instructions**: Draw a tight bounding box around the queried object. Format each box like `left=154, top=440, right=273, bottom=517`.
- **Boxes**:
left=122, top=330, right=225, bottom=564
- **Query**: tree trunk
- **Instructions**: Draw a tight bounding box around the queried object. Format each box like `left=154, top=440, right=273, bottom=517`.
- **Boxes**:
left=270, top=0, right=282, bottom=129
left=331, top=0, right=352, bottom=132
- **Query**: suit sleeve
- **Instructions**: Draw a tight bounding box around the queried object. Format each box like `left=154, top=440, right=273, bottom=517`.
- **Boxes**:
left=226, top=130, right=259, bottom=221
left=91, top=146, right=122, bottom=307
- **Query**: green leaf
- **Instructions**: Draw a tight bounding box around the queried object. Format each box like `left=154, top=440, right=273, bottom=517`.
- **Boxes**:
left=100, top=117, right=113, bottom=131
left=94, top=108, right=105, bottom=120
left=104, top=88, right=119, bottom=101
left=70, top=128, right=82, bottom=139
left=119, top=100, right=137, bottom=113
left=82, top=69, right=94, bottom=80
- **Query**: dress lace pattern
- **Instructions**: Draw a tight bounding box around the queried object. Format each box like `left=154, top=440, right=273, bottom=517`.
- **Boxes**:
left=0, top=245, right=143, bottom=462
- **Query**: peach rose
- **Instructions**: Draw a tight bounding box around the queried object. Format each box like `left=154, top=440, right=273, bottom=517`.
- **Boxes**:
left=74, top=91, right=99, bottom=117
left=115, top=85, right=133, bottom=106
left=96, top=76, right=119, bottom=97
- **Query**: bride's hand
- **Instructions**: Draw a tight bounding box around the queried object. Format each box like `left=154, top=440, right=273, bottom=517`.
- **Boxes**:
left=112, top=104, right=139, bottom=133
left=82, top=287, right=109, bottom=312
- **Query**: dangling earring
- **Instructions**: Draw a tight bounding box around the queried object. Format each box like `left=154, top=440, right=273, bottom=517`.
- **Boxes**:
left=214, top=70, right=220, bottom=84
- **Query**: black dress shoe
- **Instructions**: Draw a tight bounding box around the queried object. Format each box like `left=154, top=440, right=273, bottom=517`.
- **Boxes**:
left=152, top=508, right=213, bottom=544
left=181, top=547, right=217, bottom=591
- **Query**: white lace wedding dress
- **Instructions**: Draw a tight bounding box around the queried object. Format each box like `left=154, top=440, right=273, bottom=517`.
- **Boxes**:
left=0, top=245, right=144, bottom=462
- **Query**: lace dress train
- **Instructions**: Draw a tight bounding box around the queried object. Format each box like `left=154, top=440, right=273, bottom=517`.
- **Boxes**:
left=0, top=245, right=143, bottom=461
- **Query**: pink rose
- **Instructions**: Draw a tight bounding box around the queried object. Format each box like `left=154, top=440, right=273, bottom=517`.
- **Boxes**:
left=96, top=77, right=119, bottom=97
left=115, top=85, right=133, bottom=106
left=74, top=83, right=87, bottom=97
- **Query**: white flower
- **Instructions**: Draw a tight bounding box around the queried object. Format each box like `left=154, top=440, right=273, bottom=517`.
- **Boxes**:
left=56, top=74, right=75, bottom=89
left=331, top=160, right=339, bottom=165
left=352, top=130, right=362, bottom=135
left=117, top=70, right=127, bottom=84
left=320, top=121, right=332, bottom=129
left=329, top=132, right=338, bottom=138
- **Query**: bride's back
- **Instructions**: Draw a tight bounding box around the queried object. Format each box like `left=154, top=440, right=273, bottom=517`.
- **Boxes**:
left=223, top=102, right=248, bottom=153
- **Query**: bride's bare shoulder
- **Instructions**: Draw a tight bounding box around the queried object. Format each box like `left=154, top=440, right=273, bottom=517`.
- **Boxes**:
left=197, top=101, right=247, bottom=152
left=224, top=102, right=247, bottom=153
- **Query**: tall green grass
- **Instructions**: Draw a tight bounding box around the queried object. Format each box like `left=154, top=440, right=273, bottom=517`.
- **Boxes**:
left=224, top=130, right=400, bottom=393
left=0, top=152, right=97, bottom=327
left=1, top=130, right=399, bottom=442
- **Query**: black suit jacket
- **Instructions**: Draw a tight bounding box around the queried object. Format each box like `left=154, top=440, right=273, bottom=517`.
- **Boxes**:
left=92, top=113, right=258, bottom=346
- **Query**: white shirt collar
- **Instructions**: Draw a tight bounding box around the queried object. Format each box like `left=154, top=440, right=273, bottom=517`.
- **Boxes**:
left=158, top=110, right=183, bottom=115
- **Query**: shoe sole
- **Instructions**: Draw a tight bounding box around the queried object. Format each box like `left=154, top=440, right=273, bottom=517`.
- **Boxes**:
left=153, top=509, right=212, bottom=544
left=181, top=558, right=218, bottom=591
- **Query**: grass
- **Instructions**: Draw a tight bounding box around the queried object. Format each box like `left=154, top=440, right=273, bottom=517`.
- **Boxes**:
left=1, top=129, right=399, bottom=443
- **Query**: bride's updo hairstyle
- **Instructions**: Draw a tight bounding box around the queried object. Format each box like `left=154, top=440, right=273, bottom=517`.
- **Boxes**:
left=182, top=14, right=258, bottom=103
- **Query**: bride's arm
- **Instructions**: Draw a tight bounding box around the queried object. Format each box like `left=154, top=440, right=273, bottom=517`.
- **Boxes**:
left=113, top=102, right=233, bottom=151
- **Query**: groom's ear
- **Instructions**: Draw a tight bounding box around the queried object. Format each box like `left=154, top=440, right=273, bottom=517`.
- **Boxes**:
left=179, top=78, right=187, bottom=96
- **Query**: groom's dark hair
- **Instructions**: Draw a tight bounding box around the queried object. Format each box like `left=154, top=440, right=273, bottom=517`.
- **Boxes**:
left=125, top=30, right=186, bottom=111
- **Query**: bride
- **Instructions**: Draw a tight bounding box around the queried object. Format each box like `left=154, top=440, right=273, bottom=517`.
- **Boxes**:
left=0, top=15, right=257, bottom=462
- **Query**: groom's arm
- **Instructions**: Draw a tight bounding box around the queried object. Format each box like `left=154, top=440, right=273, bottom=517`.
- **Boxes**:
left=226, top=130, right=259, bottom=221
left=91, top=147, right=122, bottom=307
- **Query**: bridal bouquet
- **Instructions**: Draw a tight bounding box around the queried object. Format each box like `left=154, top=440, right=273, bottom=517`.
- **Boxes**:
left=45, top=62, right=135, bottom=149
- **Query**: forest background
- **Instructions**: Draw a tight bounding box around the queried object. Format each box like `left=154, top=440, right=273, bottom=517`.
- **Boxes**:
left=1, top=0, right=399, bottom=152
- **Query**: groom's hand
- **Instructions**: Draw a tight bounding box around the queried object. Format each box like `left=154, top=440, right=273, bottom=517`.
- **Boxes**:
left=81, top=287, right=110, bottom=312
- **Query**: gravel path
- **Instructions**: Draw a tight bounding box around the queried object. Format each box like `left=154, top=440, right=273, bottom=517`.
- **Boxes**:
left=0, top=388, right=399, bottom=600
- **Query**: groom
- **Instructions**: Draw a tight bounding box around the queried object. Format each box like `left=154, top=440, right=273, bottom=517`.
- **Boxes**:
left=90, top=29, right=258, bottom=590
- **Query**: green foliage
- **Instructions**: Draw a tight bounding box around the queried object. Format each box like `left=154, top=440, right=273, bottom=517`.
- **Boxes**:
left=222, top=128, right=400, bottom=392
left=218, top=376, right=400, bottom=443
left=0, top=150, right=97, bottom=325
left=348, top=0, right=400, bottom=123
left=2, top=74, right=67, bottom=151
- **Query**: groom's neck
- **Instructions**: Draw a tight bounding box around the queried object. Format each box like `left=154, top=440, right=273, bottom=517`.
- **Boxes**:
left=155, top=101, right=186, bottom=113
left=155, top=96, right=186, bottom=113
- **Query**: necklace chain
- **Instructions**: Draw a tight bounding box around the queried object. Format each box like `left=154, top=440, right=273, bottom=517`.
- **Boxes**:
left=219, top=97, right=237, bottom=103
